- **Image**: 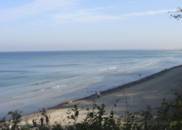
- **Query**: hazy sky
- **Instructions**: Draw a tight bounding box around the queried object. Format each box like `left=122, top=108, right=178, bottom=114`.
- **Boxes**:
left=0, top=0, right=182, bottom=51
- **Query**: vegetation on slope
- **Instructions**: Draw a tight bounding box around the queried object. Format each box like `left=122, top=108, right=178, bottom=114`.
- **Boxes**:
left=0, top=92, right=182, bottom=130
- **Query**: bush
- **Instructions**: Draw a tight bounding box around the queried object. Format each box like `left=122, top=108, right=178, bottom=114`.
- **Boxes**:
left=0, top=92, right=182, bottom=130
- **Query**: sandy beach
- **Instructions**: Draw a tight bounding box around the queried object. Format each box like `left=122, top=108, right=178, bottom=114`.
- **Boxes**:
left=21, top=65, right=182, bottom=125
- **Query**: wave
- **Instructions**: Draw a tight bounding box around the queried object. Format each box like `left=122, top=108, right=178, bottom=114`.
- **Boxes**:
left=98, top=57, right=182, bottom=75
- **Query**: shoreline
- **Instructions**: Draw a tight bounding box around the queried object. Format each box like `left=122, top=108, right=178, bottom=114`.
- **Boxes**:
left=21, top=64, right=182, bottom=125
left=52, top=64, right=182, bottom=109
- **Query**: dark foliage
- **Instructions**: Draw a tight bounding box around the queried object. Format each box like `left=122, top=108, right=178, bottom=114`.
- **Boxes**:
left=170, top=7, right=182, bottom=20
left=0, top=92, right=182, bottom=130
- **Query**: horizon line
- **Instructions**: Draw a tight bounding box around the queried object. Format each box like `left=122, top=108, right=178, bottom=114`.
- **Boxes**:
left=0, top=49, right=180, bottom=53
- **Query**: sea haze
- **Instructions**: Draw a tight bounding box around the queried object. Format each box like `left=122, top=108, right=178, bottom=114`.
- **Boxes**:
left=0, top=50, right=182, bottom=116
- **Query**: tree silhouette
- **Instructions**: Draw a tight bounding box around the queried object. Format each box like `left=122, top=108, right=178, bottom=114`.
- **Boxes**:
left=170, top=7, right=182, bottom=20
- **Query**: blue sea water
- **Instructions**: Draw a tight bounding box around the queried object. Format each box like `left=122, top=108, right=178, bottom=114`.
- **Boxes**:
left=0, top=50, right=182, bottom=116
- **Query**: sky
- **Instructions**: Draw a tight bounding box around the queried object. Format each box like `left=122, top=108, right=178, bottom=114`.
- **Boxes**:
left=0, top=0, right=182, bottom=51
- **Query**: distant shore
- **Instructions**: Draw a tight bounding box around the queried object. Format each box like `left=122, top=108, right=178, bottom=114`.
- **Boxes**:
left=22, top=65, right=182, bottom=125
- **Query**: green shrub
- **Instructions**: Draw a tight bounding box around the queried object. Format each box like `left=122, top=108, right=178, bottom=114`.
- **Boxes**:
left=0, top=91, right=182, bottom=130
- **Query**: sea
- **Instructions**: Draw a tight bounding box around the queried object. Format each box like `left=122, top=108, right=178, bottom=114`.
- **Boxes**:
left=0, top=50, right=182, bottom=116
